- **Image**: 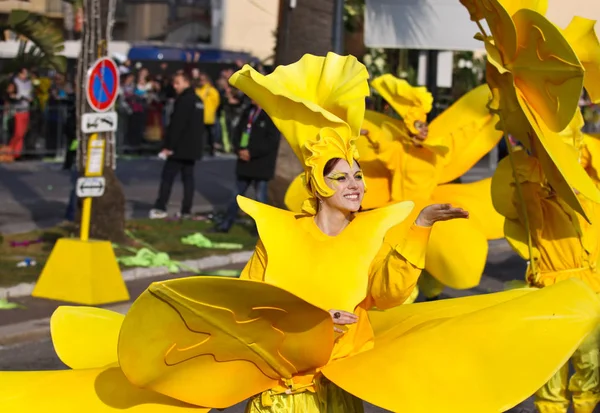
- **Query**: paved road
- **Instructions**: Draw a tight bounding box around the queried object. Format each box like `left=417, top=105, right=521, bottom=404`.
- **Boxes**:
left=0, top=155, right=241, bottom=235
left=0, top=155, right=496, bottom=235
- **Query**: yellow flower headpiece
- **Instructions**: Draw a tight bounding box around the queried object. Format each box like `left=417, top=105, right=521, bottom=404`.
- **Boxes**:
left=371, top=74, right=433, bottom=135
left=229, top=52, right=370, bottom=214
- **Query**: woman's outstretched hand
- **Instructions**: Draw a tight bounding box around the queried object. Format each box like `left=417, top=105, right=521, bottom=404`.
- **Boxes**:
left=329, top=309, right=358, bottom=333
left=415, top=204, right=469, bottom=227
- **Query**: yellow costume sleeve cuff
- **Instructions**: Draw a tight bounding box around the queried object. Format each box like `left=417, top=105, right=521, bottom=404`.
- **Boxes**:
left=393, top=224, right=431, bottom=269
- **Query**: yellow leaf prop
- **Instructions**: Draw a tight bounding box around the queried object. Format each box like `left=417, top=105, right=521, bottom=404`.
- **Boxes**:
left=50, top=306, right=124, bottom=370
left=118, top=276, right=334, bottom=408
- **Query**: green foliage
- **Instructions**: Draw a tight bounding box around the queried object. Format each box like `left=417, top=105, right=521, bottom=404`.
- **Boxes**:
left=452, top=51, right=486, bottom=98
left=344, top=0, right=365, bottom=33
left=0, top=9, right=67, bottom=82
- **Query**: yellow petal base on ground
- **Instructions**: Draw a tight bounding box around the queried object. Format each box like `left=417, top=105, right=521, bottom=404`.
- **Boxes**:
left=50, top=306, right=124, bottom=370
left=118, top=276, right=334, bottom=409
left=323, top=279, right=600, bottom=413
left=0, top=367, right=209, bottom=413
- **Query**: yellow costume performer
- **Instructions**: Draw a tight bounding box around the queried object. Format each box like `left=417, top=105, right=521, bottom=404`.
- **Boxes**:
left=286, top=74, right=505, bottom=299
left=464, top=0, right=600, bottom=412
left=493, top=145, right=600, bottom=413
left=2, top=53, right=600, bottom=413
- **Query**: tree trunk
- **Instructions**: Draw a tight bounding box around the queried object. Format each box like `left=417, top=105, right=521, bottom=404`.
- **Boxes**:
left=269, top=0, right=335, bottom=208
left=76, top=0, right=127, bottom=244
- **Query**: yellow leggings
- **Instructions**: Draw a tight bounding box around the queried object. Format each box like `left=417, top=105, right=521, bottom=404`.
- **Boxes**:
left=535, top=324, right=600, bottom=413
left=245, top=378, right=364, bottom=413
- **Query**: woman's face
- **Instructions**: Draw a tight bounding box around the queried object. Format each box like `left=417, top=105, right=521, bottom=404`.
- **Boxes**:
left=413, top=120, right=429, bottom=143
left=320, top=159, right=365, bottom=213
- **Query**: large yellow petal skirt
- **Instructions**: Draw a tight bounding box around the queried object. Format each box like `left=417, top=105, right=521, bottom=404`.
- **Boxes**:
left=1, top=278, right=599, bottom=413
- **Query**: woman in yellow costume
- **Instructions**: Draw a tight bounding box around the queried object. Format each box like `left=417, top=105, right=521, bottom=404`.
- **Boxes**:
left=2, top=53, right=600, bottom=413
left=286, top=73, right=505, bottom=300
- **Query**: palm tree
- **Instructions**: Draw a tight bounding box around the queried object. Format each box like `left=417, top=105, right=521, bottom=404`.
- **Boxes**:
left=0, top=9, right=67, bottom=82
left=74, top=0, right=127, bottom=243
left=270, top=0, right=336, bottom=207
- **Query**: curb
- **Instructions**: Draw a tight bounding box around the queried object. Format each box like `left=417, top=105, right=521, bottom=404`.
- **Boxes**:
left=0, top=250, right=254, bottom=299
left=0, top=251, right=253, bottom=347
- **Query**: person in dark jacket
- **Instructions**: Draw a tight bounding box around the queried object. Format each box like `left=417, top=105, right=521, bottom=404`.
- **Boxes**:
left=149, top=71, right=205, bottom=219
left=214, top=99, right=280, bottom=232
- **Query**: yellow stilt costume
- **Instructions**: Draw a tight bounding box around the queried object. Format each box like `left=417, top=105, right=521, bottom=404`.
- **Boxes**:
left=2, top=52, right=600, bottom=413
left=468, top=0, right=600, bottom=412
left=492, top=142, right=600, bottom=413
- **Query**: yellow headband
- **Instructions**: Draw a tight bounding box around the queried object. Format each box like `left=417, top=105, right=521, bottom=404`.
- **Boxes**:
left=371, top=74, right=433, bottom=135
left=229, top=53, right=370, bottom=214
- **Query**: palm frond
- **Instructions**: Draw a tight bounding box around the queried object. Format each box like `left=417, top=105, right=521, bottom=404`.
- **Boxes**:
left=0, top=9, right=67, bottom=74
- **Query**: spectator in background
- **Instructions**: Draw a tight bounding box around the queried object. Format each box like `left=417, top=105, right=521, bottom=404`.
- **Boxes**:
left=195, top=72, right=221, bottom=156
left=8, top=67, right=33, bottom=159
left=220, top=69, right=248, bottom=149
left=145, top=78, right=163, bottom=142
left=46, top=73, right=73, bottom=156
left=117, top=73, right=135, bottom=152
left=149, top=71, right=205, bottom=220
left=213, top=98, right=279, bottom=233
left=127, top=68, right=151, bottom=152
left=0, top=81, right=18, bottom=162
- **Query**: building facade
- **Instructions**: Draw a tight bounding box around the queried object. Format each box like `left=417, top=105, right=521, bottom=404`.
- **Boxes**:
left=0, top=0, right=279, bottom=61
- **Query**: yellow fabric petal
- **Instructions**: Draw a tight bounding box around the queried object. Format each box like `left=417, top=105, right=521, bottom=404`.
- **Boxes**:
left=480, top=0, right=518, bottom=62
left=237, top=196, right=414, bottom=312
left=498, top=0, right=548, bottom=17
left=363, top=109, right=408, bottom=144
left=367, top=287, right=534, bottom=341
left=118, top=276, right=333, bottom=409
left=510, top=8, right=584, bottom=133
left=491, top=153, right=520, bottom=220
left=562, top=16, right=600, bottom=104
left=371, top=75, right=432, bottom=133
left=583, top=133, right=600, bottom=185
left=427, top=84, right=503, bottom=184
left=0, top=367, right=209, bottom=412
left=459, top=0, right=484, bottom=21
left=504, top=217, right=533, bottom=260
left=424, top=217, right=488, bottom=289
left=229, top=53, right=369, bottom=164
left=517, top=93, right=600, bottom=221
left=50, top=306, right=123, bottom=370
left=432, top=178, right=505, bottom=240
left=486, top=64, right=532, bottom=148
left=284, top=173, right=310, bottom=213
left=323, top=279, right=600, bottom=413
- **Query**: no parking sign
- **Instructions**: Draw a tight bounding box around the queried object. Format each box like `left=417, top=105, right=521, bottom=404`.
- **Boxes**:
left=86, top=57, right=119, bottom=112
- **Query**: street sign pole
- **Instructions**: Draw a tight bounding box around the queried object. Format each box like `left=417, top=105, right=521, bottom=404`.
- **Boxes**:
left=79, top=133, right=105, bottom=241
left=32, top=58, right=128, bottom=306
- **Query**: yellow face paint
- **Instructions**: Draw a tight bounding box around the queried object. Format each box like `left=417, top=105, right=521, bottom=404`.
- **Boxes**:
left=326, top=171, right=364, bottom=186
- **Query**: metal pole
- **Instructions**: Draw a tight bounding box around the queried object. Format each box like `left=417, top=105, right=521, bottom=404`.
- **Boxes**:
left=426, top=50, right=439, bottom=120
left=332, top=0, right=344, bottom=54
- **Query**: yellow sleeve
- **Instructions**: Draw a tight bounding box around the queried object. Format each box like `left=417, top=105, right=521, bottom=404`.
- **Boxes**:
left=365, top=223, right=431, bottom=310
left=239, top=239, right=267, bottom=281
